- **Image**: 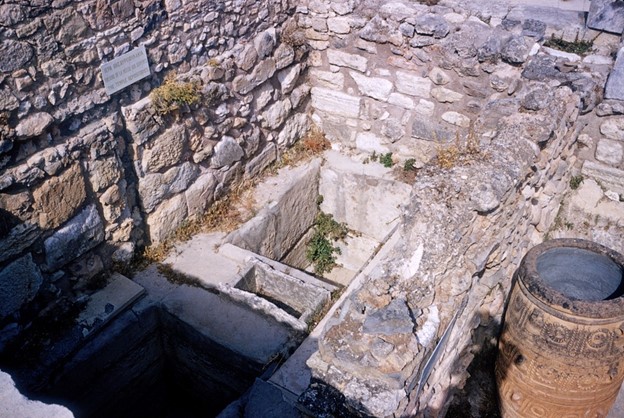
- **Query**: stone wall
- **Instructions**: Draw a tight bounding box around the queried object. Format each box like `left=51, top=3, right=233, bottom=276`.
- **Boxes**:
left=298, top=0, right=615, bottom=416
left=0, top=0, right=309, bottom=342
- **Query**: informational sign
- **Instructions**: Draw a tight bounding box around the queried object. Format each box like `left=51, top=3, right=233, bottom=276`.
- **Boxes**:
left=100, top=45, right=151, bottom=95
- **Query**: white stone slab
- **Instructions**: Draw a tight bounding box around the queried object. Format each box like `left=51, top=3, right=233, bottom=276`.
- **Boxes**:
left=77, top=273, right=145, bottom=336
left=101, top=45, right=150, bottom=95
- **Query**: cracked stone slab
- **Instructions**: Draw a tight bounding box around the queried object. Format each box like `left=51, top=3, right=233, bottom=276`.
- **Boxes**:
left=588, top=0, right=624, bottom=34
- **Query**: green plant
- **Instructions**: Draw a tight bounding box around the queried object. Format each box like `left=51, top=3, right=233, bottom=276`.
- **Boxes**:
left=151, top=74, right=201, bottom=115
left=380, top=152, right=394, bottom=168
left=306, top=212, right=348, bottom=275
left=543, top=36, right=593, bottom=56
left=404, top=158, right=416, bottom=172
left=570, top=175, right=584, bottom=190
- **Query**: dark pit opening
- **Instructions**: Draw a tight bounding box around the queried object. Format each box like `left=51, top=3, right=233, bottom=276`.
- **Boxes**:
left=537, top=247, right=624, bottom=301
left=14, top=306, right=262, bottom=418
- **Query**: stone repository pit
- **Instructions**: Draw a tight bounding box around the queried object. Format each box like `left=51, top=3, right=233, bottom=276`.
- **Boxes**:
left=0, top=151, right=409, bottom=417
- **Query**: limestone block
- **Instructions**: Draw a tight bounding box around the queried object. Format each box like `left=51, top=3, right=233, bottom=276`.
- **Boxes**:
left=412, top=118, right=454, bottom=142
left=501, top=35, right=530, bottom=64
left=395, top=71, right=432, bottom=98
left=356, top=132, right=390, bottom=154
left=142, top=127, right=186, bottom=173
left=600, top=117, right=624, bottom=140
left=415, top=13, right=450, bottom=39
left=363, top=298, right=414, bottom=335
left=0, top=86, right=19, bottom=111
left=388, top=93, right=415, bottom=110
left=246, top=143, right=277, bottom=178
left=253, top=82, right=274, bottom=111
left=311, top=87, right=361, bottom=118
left=429, top=67, right=450, bottom=85
left=278, top=113, right=308, bottom=146
left=121, top=97, right=159, bottom=145
left=185, top=173, right=217, bottom=217
left=605, top=48, right=624, bottom=101
left=310, top=69, right=345, bottom=89
left=327, top=49, right=368, bottom=72
left=0, top=223, right=40, bottom=264
left=595, top=138, right=623, bottom=166
left=15, top=112, right=53, bottom=139
left=442, top=111, right=471, bottom=128
left=274, top=43, right=295, bottom=70
left=0, top=40, right=33, bottom=73
left=210, top=136, right=244, bottom=168
left=88, top=157, right=122, bottom=193
left=319, top=151, right=412, bottom=241
left=349, top=71, right=393, bottom=101
left=262, top=99, right=292, bottom=130
left=236, top=43, right=258, bottom=72
left=587, top=0, right=624, bottom=34
left=359, top=15, right=393, bottom=44
left=147, top=194, right=188, bottom=244
left=381, top=119, right=405, bottom=142
left=45, top=204, right=105, bottom=270
left=328, top=17, right=351, bottom=34
left=414, top=99, right=435, bottom=116
left=582, top=160, right=624, bottom=194
left=254, top=28, right=276, bottom=59
left=431, top=87, right=463, bottom=103
left=0, top=4, right=26, bottom=26
left=291, top=84, right=311, bottom=109
left=0, top=254, right=42, bottom=318
left=32, top=164, right=86, bottom=229
left=139, top=163, right=199, bottom=212
left=226, top=160, right=321, bottom=261
left=278, top=63, right=301, bottom=94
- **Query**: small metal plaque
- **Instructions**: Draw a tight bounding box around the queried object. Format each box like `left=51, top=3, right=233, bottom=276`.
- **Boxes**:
left=100, top=45, right=150, bottom=95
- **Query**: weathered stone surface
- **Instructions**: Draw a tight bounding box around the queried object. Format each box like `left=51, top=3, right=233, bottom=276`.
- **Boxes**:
left=246, top=143, right=277, bottom=178
left=15, top=112, right=53, bottom=139
left=147, top=193, right=188, bottom=244
left=89, top=157, right=122, bottom=193
left=429, top=67, right=450, bottom=85
left=431, top=87, right=463, bottom=103
left=227, top=160, right=320, bottom=261
left=355, top=132, right=390, bottom=154
left=185, top=173, right=217, bottom=217
left=414, top=13, right=450, bottom=39
left=33, top=164, right=86, bottom=229
left=600, top=117, right=624, bottom=140
left=0, top=4, right=25, bottom=26
left=139, top=163, right=199, bottom=212
left=311, top=87, right=361, bottom=118
left=596, top=138, right=623, bottom=165
left=349, top=71, right=393, bottom=101
left=582, top=160, right=624, bottom=194
left=211, top=136, right=244, bottom=168
left=0, top=87, right=19, bottom=111
left=412, top=118, right=453, bottom=142
left=262, top=99, right=292, bottom=129
left=255, top=28, right=276, bottom=59
left=363, top=298, right=414, bottom=335
left=381, top=119, right=405, bottom=142
left=310, top=69, right=345, bottom=89
left=45, top=204, right=105, bottom=270
left=236, top=44, right=258, bottom=72
left=328, top=17, right=351, bottom=34
left=327, top=49, right=367, bottom=72
left=0, top=253, right=43, bottom=318
left=142, top=127, right=186, bottom=173
left=587, top=0, right=624, bottom=34
left=414, top=99, right=435, bottom=116
left=470, top=182, right=501, bottom=213
left=278, top=113, right=308, bottom=146
left=442, top=111, right=470, bottom=128
left=359, top=15, right=393, bottom=44
left=388, top=92, right=414, bottom=109
left=0, top=40, right=33, bottom=72
left=274, top=43, right=295, bottom=70
left=501, top=35, right=529, bottom=64
left=522, top=88, right=552, bottom=111
left=596, top=100, right=624, bottom=116
left=278, top=63, right=301, bottom=94
left=605, top=48, right=624, bottom=101
left=395, top=71, right=431, bottom=98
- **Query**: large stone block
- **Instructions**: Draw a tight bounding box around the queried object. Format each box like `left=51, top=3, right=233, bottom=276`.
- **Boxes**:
left=88, top=157, right=123, bottom=193
left=311, top=87, right=361, bottom=118
left=139, top=162, right=199, bottom=213
left=582, top=160, right=624, bottom=194
left=15, top=112, right=53, bottom=139
left=142, top=127, right=187, bottom=173
left=327, top=49, right=368, bottom=72
left=587, top=0, right=624, bottom=34
left=0, top=223, right=41, bottom=264
left=606, top=48, right=624, bottom=101
left=350, top=71, right=393, bottom=101
left=185, top=173, right=217, bottom=217
left=147, top=194, right=188, bottom=244
left=395, top=72, right=432, bottom=98
left=33, top=164, right=86, bottom=229
left=45, top=204, right=105, bottom=270
left=262, top=99, right=292, bottom=130
left=0, top=253, right=43, bottom=318
left=210, top=136, right=244, bottom=168
left=278, top=113, right=308, bottom=146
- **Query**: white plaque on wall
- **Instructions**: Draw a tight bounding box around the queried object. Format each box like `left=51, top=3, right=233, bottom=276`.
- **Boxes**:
left=100, top=45, right=151, bottom=95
